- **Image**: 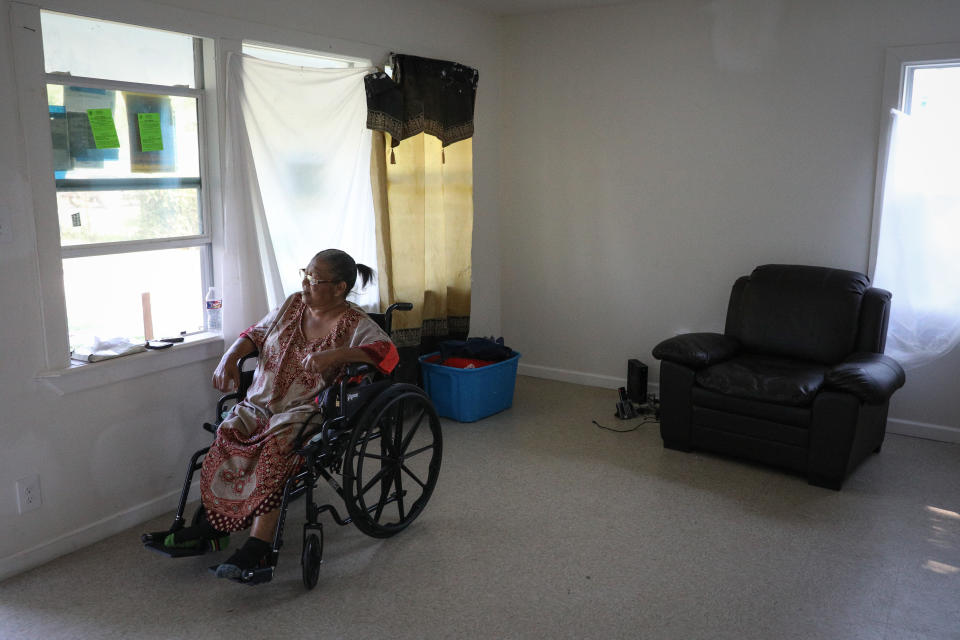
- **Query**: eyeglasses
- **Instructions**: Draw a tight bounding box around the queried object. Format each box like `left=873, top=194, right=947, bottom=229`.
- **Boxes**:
left=299, top=269, right=337, bottom=287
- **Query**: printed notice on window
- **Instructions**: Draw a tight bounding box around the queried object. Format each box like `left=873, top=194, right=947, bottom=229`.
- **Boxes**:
left=86, top=108, right=120, bottom=149
left=137, top=113, right=164, bottom=152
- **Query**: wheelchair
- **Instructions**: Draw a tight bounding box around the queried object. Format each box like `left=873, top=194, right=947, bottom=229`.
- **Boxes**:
left=141, top=303, right=443, bottom=588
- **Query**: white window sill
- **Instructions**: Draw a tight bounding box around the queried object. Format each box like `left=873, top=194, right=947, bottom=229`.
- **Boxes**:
left=37, top=333, right=225, bottom=395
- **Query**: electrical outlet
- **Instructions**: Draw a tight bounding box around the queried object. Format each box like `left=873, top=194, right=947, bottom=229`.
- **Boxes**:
left=16, top=475, right=42, bottom=514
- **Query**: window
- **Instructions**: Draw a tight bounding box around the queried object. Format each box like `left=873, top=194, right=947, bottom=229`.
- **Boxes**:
left=41, top=12, right=212, bottom=349
left=870, top=44, right=960, bottom=367
left=890, top=63, right=960, bottom=313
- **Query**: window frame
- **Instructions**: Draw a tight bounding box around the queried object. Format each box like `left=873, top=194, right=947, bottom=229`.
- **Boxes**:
left=48, top=74, right=211, bottom=266
left=868, top=43, right=960, bottom=278
left=10, top=3, right=224, bottom=376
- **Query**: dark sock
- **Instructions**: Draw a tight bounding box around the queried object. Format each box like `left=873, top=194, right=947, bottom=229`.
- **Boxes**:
left=216, top=537, right=272, bottom=579
left=162, top=520, right=229, bottom=550
left=236, top=537, right=272, bottom=563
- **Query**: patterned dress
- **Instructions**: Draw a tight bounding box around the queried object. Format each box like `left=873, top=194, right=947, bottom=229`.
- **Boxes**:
left=200, top=293, right=398, bottom=532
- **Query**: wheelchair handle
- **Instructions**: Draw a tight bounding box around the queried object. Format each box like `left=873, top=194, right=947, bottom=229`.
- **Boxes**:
left=379, top=302, right=412, bottom=335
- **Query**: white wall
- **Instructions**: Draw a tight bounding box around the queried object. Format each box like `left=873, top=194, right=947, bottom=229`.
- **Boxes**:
left=0, top=0, right=501, bottom=579
left=499, top=0, right=960, bottom=438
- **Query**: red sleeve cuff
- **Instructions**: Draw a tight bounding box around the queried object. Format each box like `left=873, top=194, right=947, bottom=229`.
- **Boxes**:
left=359, top=341, right=400, bottom=374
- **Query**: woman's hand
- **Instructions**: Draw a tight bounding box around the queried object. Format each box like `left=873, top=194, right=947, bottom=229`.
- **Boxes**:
left=212, top=336, right=256, bottom=392
left=212, top=354, right=241, bottom=392
left=301, top=349, right=344, bottom=375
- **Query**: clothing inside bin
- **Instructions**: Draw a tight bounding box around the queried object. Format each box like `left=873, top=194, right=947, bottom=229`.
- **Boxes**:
left=438, top=337, right=514, bottom=364
left=425, top=355, right=495, bottom=369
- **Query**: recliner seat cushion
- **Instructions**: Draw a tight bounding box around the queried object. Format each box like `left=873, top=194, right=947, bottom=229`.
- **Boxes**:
left=695, top=354, right=827, bottom=407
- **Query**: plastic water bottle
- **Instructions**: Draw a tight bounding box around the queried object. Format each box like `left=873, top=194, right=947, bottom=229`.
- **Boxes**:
left=205, top=286, right=222, bottom=332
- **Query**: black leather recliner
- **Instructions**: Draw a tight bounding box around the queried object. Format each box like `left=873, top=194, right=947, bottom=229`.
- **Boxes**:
left=652, top=265, right=906, bottom=490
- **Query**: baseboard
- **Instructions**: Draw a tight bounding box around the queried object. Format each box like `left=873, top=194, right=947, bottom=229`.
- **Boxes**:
left=0, top=485, right=197, bottom=583
left=518, top=363, right=661, bottom=396
left=519, top=363, right=622, bottom=389
left=887, top=417, right=960, bottom=443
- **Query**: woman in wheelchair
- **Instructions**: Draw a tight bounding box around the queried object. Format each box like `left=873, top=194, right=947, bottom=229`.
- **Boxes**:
left=163, top=249, right=399, bottom=580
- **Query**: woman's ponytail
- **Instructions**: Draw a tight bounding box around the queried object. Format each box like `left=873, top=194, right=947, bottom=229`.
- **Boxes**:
left=356, top=263, right=374, bottom=289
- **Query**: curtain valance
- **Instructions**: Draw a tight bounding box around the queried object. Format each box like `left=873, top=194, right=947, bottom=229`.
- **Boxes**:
left=365, top=54, right=479, bottom=148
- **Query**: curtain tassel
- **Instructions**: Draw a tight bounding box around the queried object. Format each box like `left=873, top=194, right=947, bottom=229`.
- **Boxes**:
left=390, top=148, right=396, bottom=164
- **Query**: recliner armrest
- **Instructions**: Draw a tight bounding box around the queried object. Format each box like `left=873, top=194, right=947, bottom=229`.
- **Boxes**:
left=825, top=352, right=905, bottom=403
left=652, top=333, right=740, bottom=369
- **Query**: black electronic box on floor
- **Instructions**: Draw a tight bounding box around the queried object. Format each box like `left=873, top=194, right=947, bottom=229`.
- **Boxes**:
left=627, top=359, right=647, bottom=404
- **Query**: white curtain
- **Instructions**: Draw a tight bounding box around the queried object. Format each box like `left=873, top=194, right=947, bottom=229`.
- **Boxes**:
left=221, top=53, right=378, bottom=338
left=872, top=108, right=960, bottom=368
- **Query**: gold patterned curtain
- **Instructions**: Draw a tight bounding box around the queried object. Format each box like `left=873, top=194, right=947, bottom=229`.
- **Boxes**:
left=370, top=131, right=472, bottom=354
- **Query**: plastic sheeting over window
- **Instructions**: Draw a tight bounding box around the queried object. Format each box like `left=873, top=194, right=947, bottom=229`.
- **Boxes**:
left=873, top=106, right=960, bottom=368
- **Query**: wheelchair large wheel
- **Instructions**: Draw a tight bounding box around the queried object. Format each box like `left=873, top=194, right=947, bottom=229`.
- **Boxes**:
left=342, top=384, right=442, bottom=538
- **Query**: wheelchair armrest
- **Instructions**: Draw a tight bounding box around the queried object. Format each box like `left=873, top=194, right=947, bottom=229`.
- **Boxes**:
left=236, top=350, right=258, bottom=398
left=202, top=350, right=259, bottom=436
left=215, top=391, right=240, bottom=425
left=345, top=362, right=374, bottom=377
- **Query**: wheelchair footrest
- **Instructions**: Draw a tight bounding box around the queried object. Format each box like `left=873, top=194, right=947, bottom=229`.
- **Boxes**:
left=208, top=564, right=275, bottom=585
left=141, top=532, right=226, bottom=558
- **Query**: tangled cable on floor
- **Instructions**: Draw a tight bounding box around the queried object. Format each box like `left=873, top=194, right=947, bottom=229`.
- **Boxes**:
left=592, top=416, right=659, bottom=433
left=593, top=393, right=660, bottom=432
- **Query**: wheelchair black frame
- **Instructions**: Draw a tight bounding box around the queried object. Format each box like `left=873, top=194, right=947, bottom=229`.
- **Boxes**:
left=145, top=302, right=441, bottom=587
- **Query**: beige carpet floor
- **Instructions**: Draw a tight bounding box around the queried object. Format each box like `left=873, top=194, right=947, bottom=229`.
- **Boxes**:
left=1, top=376, right=959, bottom=639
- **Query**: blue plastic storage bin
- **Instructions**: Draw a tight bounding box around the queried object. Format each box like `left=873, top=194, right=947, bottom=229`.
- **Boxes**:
left=419, top=352, right=521, bottom=422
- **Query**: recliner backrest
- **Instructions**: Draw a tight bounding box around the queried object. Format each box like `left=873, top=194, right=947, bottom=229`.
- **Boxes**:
left=855, top=288, right=892, bottom=354
left=724, top=264, right=870, bottom=364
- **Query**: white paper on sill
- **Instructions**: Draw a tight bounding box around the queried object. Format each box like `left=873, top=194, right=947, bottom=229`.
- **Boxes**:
left=70, top=336, right=147, bottom=363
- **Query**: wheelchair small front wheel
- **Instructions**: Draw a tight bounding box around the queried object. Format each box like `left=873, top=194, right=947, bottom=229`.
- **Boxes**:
left=301, top=532, right=323, bottom=590
left=342, top=384, right=443, bottom=539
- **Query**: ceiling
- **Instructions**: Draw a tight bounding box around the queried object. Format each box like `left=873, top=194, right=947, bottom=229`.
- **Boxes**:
left=444, top=0, right=643, bottom=17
